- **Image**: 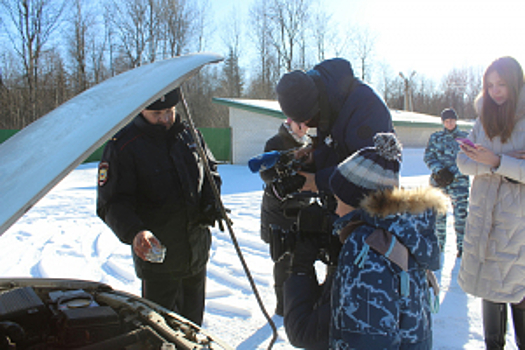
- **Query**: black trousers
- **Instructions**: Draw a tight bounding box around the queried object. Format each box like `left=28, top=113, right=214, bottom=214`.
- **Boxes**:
left=483, top=298, right=525, bottom=349
left=142, top=268, right=206, bottom=326
left=273, top=253, right=291, bottom=306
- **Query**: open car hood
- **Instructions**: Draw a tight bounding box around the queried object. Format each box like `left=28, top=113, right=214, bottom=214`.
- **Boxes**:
left=0, top=53, right=232, bottom=349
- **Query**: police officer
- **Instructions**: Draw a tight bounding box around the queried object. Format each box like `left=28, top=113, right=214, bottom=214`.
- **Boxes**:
left=424, top=108, right=470, bottom=258
left=96, top=88, right=222, bottom=325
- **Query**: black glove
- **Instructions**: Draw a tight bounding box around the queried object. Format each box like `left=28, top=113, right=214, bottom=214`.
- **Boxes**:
left=290, top=235, right=319, bottom=275
left=273, top=174, right=306, bottom=198
left=432, top=168, right=454, bottom=187
left=199, top=203, right=231, bottom=231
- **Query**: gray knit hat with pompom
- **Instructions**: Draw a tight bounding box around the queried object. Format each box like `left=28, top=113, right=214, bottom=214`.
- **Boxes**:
left=329, top=133, right=402, bottom=207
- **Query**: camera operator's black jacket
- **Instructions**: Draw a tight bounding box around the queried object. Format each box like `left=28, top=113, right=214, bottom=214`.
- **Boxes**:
left=260, top=123, right=309, bottom=243
left=97, top=114, right=221, bottom=280
left=308, top=58, right=394, bottom=194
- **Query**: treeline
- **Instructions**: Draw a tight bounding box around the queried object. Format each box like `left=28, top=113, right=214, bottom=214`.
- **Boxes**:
left=0, top=0, right=482, bottom=130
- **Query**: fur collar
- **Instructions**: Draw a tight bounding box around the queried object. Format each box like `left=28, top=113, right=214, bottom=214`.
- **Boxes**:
left=360, top=186, right=448, bottom=218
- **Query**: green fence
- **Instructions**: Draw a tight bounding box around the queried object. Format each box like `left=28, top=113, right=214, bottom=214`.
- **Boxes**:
left=199, top=127, right=231, bottom=162
left=0, top=128, right=232, bottom=163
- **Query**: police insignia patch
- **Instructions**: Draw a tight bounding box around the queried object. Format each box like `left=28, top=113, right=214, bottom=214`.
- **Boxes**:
left=98, top=162, right=109, bottom=186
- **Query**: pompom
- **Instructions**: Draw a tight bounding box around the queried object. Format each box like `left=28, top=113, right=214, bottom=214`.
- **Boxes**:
left=374, top=133, right=402, bottom=161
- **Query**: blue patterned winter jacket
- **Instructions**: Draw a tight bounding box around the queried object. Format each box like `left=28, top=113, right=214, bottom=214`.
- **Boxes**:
left=330, top=187, right=447, bottom=350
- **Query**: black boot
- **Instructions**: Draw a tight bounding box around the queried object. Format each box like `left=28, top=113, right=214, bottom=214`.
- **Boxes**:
left=483, top=299, right=507, bottom=350
left=511, top=303, right=525, bottom=348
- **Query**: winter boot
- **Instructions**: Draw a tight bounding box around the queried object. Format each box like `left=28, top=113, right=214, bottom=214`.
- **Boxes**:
left=483, top=299, right=507, bottom=350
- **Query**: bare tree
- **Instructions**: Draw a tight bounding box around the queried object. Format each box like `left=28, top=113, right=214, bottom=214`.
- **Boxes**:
left=248, top=0, right=279, bottom=98
left=66, top=0, right=92, bottom=93
left=376, top=61, right=398, bottom=106
left=110, top=0, right=161, bottom=68
left=266, top=0, right=312, bottom=72
left=349, top=26, right=376, bottom=82
left=159, top=0, right=193, bottom=57
left=0, top=0, right=65, bottom=122
left=440, top=66, right=483, bottom=120
left=440, top=68, right=469, bottom=117
left=219, top=7, right=243, bottom=98
left=311, top=8, right=332, bottom=62
left=195, top=0, right=211, bottom=52
left=89, top=17, right=109, bottom=84
left=411, top=74, right=440, bottom=115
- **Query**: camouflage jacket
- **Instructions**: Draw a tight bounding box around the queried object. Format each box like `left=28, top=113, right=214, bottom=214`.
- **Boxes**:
left=424, top=127, right=469, bottom=187
left=330, top=187, right=447, bottom=349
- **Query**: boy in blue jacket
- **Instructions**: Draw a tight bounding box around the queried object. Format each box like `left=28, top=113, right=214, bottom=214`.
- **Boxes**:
left=329, top=133, right=446, bottom=349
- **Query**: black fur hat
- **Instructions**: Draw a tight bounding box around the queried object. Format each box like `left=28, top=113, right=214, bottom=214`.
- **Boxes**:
left=441, top=108, right=458, bottom=121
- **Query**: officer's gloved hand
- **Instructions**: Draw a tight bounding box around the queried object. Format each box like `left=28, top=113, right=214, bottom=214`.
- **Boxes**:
left=434, top=168, right=454, bottom=187
left=290, top=235, right=319, bottom=275
left=201, top=203, right=232, bottom=231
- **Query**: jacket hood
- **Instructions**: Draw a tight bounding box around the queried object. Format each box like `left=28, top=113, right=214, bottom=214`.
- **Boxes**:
left=335, top=186, right=448, bottom=234
left=353, top=187, right=445, bottom=266
left=312, top=58, right=356, bottom=114
left=360, top=186, right=448, bottom=218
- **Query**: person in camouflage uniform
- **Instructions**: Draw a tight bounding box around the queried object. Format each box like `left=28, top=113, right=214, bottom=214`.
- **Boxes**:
left=424, top=108, right=470, bottom=258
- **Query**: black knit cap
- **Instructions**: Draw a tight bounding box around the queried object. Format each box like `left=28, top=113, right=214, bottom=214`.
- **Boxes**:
left=275, top=70, right=320, bottom=123
left=441, top=108, right=458, bottom=121
left=145, top=88, right=181, bottom=110
left=329, top=133, right=402, bottom=208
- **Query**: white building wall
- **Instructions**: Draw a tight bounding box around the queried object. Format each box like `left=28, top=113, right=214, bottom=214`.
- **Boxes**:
left=215, top=98, right=473, bottom=165
left=229, top=108, right=283, bottom=164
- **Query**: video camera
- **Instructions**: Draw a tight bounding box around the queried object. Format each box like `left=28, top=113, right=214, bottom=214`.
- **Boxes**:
left=269, top=192, right=340, bottom=266
left=248, top=148, right=309, bottom=199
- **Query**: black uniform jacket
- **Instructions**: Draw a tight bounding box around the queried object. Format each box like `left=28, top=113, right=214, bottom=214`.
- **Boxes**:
left=259, top=123, right=309, bottom=243
left=97, top=114, right=221, bottom=279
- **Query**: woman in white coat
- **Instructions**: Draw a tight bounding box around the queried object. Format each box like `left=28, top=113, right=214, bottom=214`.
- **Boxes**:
left=457, top=56, right=525, bottom=349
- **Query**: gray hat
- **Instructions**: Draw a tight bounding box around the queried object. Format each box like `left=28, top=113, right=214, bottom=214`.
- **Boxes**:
left=329, top=133, right=402, bottom=208
left=275, top=70, right=319, bottom=123
left=145, top=88, right=181, bottom=110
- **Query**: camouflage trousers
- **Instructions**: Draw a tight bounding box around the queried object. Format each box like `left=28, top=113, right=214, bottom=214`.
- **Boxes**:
left=434, top=176, right=469, bottom=252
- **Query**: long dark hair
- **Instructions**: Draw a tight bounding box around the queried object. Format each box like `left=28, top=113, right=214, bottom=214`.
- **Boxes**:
left=481, top=56, right=524, bottom=143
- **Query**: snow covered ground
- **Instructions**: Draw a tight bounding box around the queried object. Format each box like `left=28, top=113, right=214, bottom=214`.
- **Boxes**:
left=1, top=148, right=518, bottom=349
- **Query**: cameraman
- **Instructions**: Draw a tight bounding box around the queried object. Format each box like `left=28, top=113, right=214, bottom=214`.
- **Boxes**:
left=275, top=57, right=394, bottom=197
left=282, top=217, right=336, bottom=349
left=259, top=118, right=310, bottom=316
left=275, top=58, right=393, bottom=349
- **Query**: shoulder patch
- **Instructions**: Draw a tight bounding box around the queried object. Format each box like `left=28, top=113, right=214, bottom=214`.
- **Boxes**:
left=98, top=162, right=109, bottom=186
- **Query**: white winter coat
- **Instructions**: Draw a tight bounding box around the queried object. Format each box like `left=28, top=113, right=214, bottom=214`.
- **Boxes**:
left=458, top=88, right=525, bottom=303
